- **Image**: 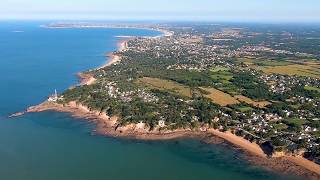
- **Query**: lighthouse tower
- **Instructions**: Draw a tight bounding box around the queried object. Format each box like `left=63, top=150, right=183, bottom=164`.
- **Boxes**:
left=48, top=89, right=58, bottom=102
left=54, top=89, right=58, bottom=100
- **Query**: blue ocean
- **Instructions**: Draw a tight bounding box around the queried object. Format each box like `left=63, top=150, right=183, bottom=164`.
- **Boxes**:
left=0, top=21, right=294, bottom=180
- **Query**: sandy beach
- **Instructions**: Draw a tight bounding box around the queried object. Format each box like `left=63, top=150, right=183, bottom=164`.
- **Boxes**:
left=76, top=38, right=129, bottom=86
left=208, top=129, right=267, bottom=157
left=99, top=40, right=128, bottom=69
left=77, top=72, right=96, bottom=86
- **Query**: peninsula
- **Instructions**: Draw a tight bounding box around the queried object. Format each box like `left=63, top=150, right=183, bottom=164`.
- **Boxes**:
left=13, top=23, right=320, bottom=179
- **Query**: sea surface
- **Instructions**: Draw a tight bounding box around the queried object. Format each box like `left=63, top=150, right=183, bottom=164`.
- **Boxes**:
left=0, top=21, right=296, bottom=180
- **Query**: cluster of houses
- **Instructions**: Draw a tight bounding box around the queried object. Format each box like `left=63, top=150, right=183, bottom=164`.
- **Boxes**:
left=104, top=81, right=159, bottom=103
left=260, top=73, right=319, bottom=95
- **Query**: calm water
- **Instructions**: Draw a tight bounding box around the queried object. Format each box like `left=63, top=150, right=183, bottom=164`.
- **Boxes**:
left=0, top=21, right=294, bottom=180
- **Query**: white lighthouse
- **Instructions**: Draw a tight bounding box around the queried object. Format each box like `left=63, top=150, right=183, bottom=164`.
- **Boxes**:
left=48, top=89, right=58, bottom=102
left=54, top=89, right=58, bottom=100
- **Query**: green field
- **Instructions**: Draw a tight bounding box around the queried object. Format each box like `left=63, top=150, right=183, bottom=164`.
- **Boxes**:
left=137, top=77, right=193, bottom=97
left=210, top=67, right=233, bottom=83
left=254, top=61, right=293, bottom=66
left=211, top=67, right=230, bottom=73
left=284, top=118, right=307, bottom=127
left=272, top=123, right=288, bottom=131
left=210, top=67, right=240, bottom=95
left=237, top=106, right=254, bottom=112
left=304, top=86, right=320, bottom=92
left=238, top=58, right=292, bottom=66
left=289, top=104, right=301, bottom=109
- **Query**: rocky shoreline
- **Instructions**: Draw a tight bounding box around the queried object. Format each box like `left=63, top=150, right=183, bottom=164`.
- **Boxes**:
left=12, top=100, right=317, bottom=179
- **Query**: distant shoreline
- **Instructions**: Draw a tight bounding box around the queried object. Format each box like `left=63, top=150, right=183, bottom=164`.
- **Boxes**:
left=41, top=23, right=174, bottom=38
left=12, top=24, right=320, bottom=179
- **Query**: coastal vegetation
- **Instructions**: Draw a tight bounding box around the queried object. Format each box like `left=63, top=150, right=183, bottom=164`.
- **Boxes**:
left=51, top=23, right=320, bottom=166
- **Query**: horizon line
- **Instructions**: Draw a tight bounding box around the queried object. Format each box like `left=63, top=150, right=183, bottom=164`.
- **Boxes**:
left=1, top=18, right=320, bottom=24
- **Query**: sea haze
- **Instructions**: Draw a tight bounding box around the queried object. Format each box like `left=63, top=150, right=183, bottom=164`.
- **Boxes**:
left=0, top=21, right=294, bottom=180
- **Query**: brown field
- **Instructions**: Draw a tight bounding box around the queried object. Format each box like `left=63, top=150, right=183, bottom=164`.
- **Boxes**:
left=235, top=95, right=271, bottom=108
left=137, top=77, right=269, bottom=107
left=201, top=87, right=239, bottom=106
left=257, top=64, right=320, bottom=78
left=238, top=58, right=320, bottom=78
left=137, top=77, right=193, bottom=97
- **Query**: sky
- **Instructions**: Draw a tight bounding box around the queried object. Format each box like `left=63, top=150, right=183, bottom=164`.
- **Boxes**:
left=0, top=0, right=320, bottom=22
